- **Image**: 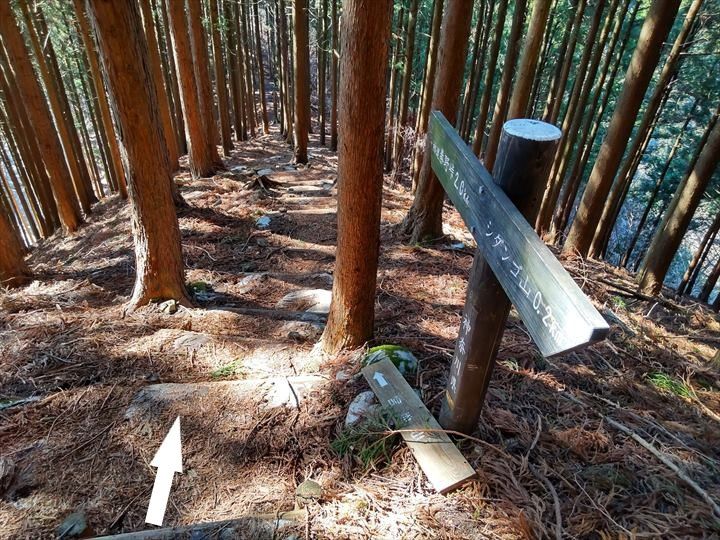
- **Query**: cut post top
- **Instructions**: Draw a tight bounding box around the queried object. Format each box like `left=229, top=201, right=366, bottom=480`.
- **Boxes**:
left=503, top=118, right=561, bottom=142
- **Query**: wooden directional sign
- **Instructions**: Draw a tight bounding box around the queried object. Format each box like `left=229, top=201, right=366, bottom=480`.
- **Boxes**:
left=362, top=358, right=476, bottom=493
left=428, top=111, right=609, bottom=357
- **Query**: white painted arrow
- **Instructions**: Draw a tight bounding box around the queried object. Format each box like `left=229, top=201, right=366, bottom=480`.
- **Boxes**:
left=145, top=417, right=182, bottom=527
left=373, top=371, right=388, bottom=387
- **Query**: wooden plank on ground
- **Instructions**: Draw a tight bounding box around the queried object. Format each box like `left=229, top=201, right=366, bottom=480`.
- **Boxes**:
left=362, top=358, right=476, bottom=493
left=428, top=111, right=609, bottom=357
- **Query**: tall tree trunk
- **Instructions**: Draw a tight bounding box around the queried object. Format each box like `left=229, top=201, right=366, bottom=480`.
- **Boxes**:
left=637, top=105, right=720, bottom=295
left=483, top=0, right=526, bottom=170
left=86, top=0, right=189, bottom=309
left=156, top=0, right=187, bottom=154
left=19, top=0, right=95, bottom=216
left=241, top=0, right=259, bottom=134
left=699, top=256, right=720, bottom=303
left=321, top=0, right=391, bottom=353
left=553, top=0, right=640, bottom=238
left=563, top=0, right=681, bottom=257
left=0, top=205, right=30, bottom=288
left=472, top=0, right=509, bottom=156
left=537, top=0, right=611, bottom=232
left=225, top=0, right=244, bottom=141
left=506, top=0, right=552, bottom=120
left=73, top=0, right=128, bottom=198
left=139, top=0, right=181, bottom=170
left=209, top=0, right=234, bottom=154
left=542, top=0, right=587, bottom=124
left=458, top=0, right=485, bottom=138
left=253, top=0, right=270, bottom=134
left=403, top=0, right=475, bottom=243
left=588, top=0, right=705, bottom=257
left=167, top=0, right=217, bottom=178
left=411, top=0, right=444, bottom=190
left=0, top=1, right=83, bottom=232
left=187, top=0, right=222, bottom=166
left=293, top=0, right=311, bottom=163
left=678, top=212, right=720, bottom=297
left=0, top=60, right=59, bottom=234
left=383, top=6, right=405, bottom=172
left=329, top=0, right=338, bottom=151
left=277, top=0, right=292, bottom=140
left=392, top=0, right=420, bottom=175
left=318, top=0, right=328, bottom=145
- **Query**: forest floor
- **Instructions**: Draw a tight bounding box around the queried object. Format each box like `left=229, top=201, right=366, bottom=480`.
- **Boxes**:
left=1, top=127, right=720, bottom=539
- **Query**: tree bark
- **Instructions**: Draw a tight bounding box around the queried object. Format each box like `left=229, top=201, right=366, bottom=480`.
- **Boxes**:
left=167, top=0, right=217, bottom=178
left=403, top=0, right=475, bottom=243
left=318, top=0, right=328, bottom=145
left=0, top=1, right=83, bottom=232
left=156, top=0, right=187, bottom=154
left=293, top=0, right=311, bottom=163
left=321, top=0, right=391, bottom=354
left=563, top=0, right=681, bottom=257
left=86, top=0, right=189, bottom=309
left=383, top=6, right=405, bottom=172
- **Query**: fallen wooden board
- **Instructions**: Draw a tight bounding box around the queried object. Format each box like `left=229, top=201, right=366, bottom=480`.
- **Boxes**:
left=92, top=509, right=305, bottom=539
left=362, top=358, right=476, bottom=493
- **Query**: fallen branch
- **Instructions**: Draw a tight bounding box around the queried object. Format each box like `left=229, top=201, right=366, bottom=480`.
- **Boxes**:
left=563, top=393, right=720, bottom=518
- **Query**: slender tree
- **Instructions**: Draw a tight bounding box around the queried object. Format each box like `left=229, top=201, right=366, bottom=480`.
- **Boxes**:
left=637, top=106, right=720, bottom=295
left=483, top=0, right=526, bottom=170
left=86, top=0, right=189, bottom=309
left=472, top=0, right=509, bottom=156
left=403, top=0, right=475, bottom=243
left=411, top=0, right=444, bottom=190
left=506, top=0, right=553, bottom=120
left=253, top=0, right=270, bottom=134
left=0, top=1, right=83, bottom=232
left=329, top=0, right=338, bottom=150
left=73, top=0, right=127, bottom=198
left=0, top=207, right=30, bottom=288
left=167, top=0, right=217, bottom=178
left=564, top=0, right=681, bottom=257
left=187, top=0, right=222, bottom=165
left=588, top=0, right=705, bottom=257
left=678, top=212, right=720, bottom=296
left=322, top=0, right=391, bottom=353
left=293, top=0, right=311, bottom=163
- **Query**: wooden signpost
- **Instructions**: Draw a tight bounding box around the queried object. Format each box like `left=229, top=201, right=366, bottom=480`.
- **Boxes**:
left=428, top=111, right=609, bottom=433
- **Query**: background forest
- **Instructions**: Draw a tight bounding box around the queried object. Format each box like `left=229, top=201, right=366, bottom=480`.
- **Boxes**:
left=1, top=0, right=720, bottom=538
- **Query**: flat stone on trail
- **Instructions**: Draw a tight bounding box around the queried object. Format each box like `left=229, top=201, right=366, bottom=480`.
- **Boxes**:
left=256, top=168, right=273, bottom=176
left=276, top=289, right=331, bottom=314
left=125, top=375, right=325, bottom=420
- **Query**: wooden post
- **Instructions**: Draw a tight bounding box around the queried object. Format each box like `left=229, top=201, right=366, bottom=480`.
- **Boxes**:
left=439, top=119, right=560, bottom=434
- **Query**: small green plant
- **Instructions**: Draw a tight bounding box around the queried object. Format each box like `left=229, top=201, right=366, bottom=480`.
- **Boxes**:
left=647, top=372, right=691, bottom=399
left=331, top=412, right=399, bottom=471
left=187, top=281, right=211, bottom=294
left=500, top=358, right=520, bottom=371
left=211, top=360, right=243, bottom=379
left=610, top=295, right=628, bottom=310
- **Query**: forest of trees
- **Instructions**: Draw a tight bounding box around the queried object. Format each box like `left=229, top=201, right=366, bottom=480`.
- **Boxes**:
left=0, top=0, right=718, bottom=348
